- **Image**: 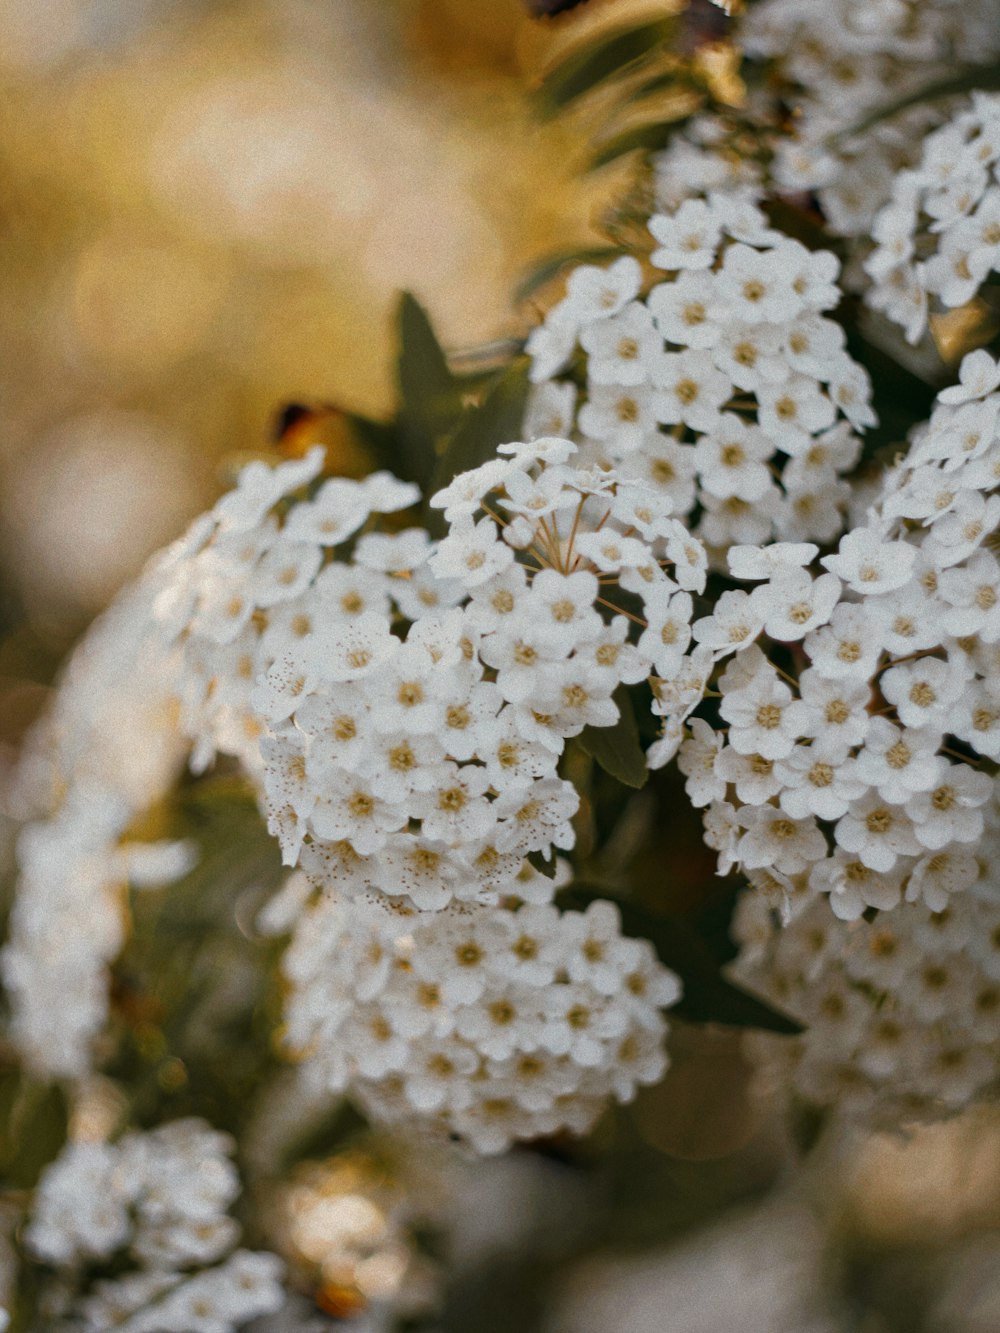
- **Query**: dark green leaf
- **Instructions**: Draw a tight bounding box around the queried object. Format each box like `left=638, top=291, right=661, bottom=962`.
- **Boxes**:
left=841, top=314, right=938, bottom=467
left=516, top=246, right=629, bottom=304
left=560, top=885, right=804, bottom=1035
left=578, top=686, right=649, bottom=789
left=0, top=1074, right=68, bottom=1188
left=619, top=66, right=697, bottom=106
left=527, top=849, right=558, bottom=879
left=425, top=358, right=531, bottom=533
left=588, top=117, right=689, bottom=170
left=834, top=62, right=1000, bottom=142
left=762, top=198, right=831, bottom=253
left=346, top=412, right=402, bottom=477
left=535, top=18, right=678, bottom=117
left=395, top=292, right=462, bottom=489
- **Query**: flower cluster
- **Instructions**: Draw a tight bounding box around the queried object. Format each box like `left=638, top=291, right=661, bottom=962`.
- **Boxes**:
left=675, top=347, right=1000, bottom=921
left=151, top=445, right=421, bottom=776
left=25, top=1119, right=285, bottom=1332
left=257, top=437, right=704, bottom=907
left=866, top=94, right=1000, bottom=343
left=525, top=197, right=875, bottom=552
left=1, top=579, right=193, bottom=1079
left=277, top=890, right=678, bottom=1156
left=731, top=863, right=1000, bottom=1123
left=741, top=0, right=1000, bottom=242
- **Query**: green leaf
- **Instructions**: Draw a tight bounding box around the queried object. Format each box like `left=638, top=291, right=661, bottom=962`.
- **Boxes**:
left=841, top=316, right=938, bottom=466
left=834, top=62, right=1000, bottom=142
left=535, top=18, right=678, bottom=117
left=527, top=849, right=558, bottom=879
left=395, top=292, right=462, bottom=489
left=425, top=358, right=531, bottom=533
left=560, top=885, right=804, bottom=1035
left=578, top=685, right=649, bottom=789
left=516, top=246, right=629, bottom=304
left=0, top=1072, right=68, bottom=1188
left=618, top=66, right=698, bottom=107
left=588, top=117, right=689, bottom=170
left=345, top=412, right=402, bottom=477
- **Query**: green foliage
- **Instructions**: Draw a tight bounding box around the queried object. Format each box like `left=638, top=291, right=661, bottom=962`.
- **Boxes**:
left=560, top=885, right=802, bottom=1035
left=396, top=293, right=463, bottom=490
left=588, top=116, right=694, bottom=170
left=578, top=686, right=649, bottom=790
left=534, top=18, right=680, bottom=118
left=106, top=777, right=287, bottom=1133
left=0, top=1070, right=68, bottom=1189
left=424, top=359, right=531, bottom=535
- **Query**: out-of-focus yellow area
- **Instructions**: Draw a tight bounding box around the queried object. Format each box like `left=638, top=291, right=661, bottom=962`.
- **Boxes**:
left=0, top=0, right=671, bottom=637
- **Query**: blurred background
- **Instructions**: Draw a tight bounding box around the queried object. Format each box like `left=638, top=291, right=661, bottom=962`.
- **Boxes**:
left=0, top=0, right=638, bottom=754
left=6, top=2, right=1000, bottom=1328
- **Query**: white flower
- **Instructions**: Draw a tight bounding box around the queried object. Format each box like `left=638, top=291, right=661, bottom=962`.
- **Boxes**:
left=821, top=527, right=916, bottom=593
left=653, top=350, right=733, bottom=431
left=429, top=515, right=514, bottom=587
left=880, top=657, right=969, bottom=730
left=776, top=743, right=866, bottom=821
left=692, top=589, right=765, bottom=658
left=649, top=200, right=722, bottom=271
left=212, top=447, right=325, bottom=532
left=717, top=243, right=802, bottom=325
left=754, top=569, right=841, bottom=642
left=719, top=669, right=809, bottom=760
left=908, top=764, right=993, bottom=850
left=737, top=805, right=827, bottom=875
left=938, top=349, right=1000, bottom=404
left=834, top=793, right=921, bottom=872
left=853, top=717, right=942, bottom=803
left=580, top=303, right=662, bottom=385
left=693, top=415, right=774, bottom=501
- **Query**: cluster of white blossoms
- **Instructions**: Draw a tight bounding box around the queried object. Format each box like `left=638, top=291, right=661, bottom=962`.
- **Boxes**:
left=740, top=0, right=1000, bottom=242
left=256, top=436, right=706, bottom=906
left=730, top=866, right=1000, bottom=1123
left=150, top=445, right=421, bottom=777
left=276, top=890, right=678, bottom=1156
left=249, top=440, right=687, bottom=1148
left=25, top=1119, right=285, bottom=1332
left=865, top=94, right=1000, bottom=344
left=525, top=196, right=875, bottom=553
left=1, top=580, right=194, bottom=1079
left=676, top=346, right=1000, bottom=922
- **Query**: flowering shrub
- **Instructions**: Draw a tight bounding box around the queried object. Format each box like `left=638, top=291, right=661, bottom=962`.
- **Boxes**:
left=6, top=3, right=1000, bottom=1327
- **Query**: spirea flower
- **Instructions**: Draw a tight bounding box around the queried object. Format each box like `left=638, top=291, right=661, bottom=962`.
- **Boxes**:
left=523, top=197, right=875, bottom=551
left=25, top=1119, right=285, bottom=1333
left=669, top=347, right=1000, bottom=923
left=279, top=891, right=680, bottom=1155
left=731, top=864, right=1000, bottom=1124
left=256, top=441, right=707, bottom=909
left=866, top=94, right=1000, bottom=343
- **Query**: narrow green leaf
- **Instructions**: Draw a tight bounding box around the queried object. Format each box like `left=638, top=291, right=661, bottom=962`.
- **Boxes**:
left=588, top=117, right=689, bottom=170
left=841, top=317, right=937, bottom=467
left=578, top=686, right=649, bottom=789
left=0, top=1076, right=68, bottom=1188
left=617, top=63, right=708, bottom=109
left=395, top=292, right=462, bottom=489
left=834, top=62, right=1000, bottom=142
left=560, top=885, right=804, bottom=1035
left=535, top=18, right=678, bottom=117
left=516, top=246, right=629, bottom=304
left=425, top=358, right=531, bottom=532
